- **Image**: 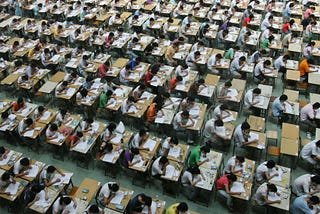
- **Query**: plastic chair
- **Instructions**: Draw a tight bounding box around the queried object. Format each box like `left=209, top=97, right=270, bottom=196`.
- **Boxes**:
left=265, top=146, right=281, bottom=163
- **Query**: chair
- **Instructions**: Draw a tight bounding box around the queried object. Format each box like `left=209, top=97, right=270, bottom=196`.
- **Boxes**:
left=266, top=130, right=278, bottom=146
left=265, top=146, right=280, bottom=163
left=68, top=186, right=79, bottom=196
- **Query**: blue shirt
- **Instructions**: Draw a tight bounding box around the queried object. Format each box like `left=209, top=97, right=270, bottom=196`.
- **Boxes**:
left=291, top=195, right=312, bottom=214
left=271, top=97, right=284, bottom=117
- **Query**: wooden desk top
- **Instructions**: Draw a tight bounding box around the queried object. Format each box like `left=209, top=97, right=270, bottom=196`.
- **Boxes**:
left=281, top=123, right=299, bottom=140
left=74, top=178, right=100, bottom=203
left=107, top=187, right=133, bottom=212
left=247, top=115, right=265, bottom=132
left=280, top=137, right=299, bottom=157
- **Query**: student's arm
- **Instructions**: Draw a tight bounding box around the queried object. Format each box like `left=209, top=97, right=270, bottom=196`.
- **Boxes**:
left=225, top=184, right=241, bottom=195
left=230, top=165, right=242, bottom=174
left=264, top=170, right=278, bottom=180
left=263, top=195, right=281, bottom=204
left=128, top=157, right=141, bottom=167
left=103, top=192, right=116, bottom=205
left=70, top=138, right=80, bottom=147
left=243, top=139, right=259, bottom=146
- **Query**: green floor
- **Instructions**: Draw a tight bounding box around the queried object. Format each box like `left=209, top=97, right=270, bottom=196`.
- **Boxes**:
left=0, top=75, right=311, bottom=214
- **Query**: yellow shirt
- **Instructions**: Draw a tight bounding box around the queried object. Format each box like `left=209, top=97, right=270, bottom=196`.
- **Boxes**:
left=165, top=203, right=179, bottom=214
left=165, top=46, right=175, bottom=60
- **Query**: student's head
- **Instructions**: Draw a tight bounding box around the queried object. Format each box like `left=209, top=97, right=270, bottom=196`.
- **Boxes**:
left=30, top=184, right=42, bottom=193
left=289, top=19, right=295, bottom=26
left=76, top=131, right=83, bottom=138
left=198, top=79, right=205, bottom=85
left=130, top=147, right=140, bottom=155
left=313, top=102, right=320, bottom=110
left=169, top=137, right=178, bottom=145
left=239, top=56, right=246, bottom=64
left=62, top=81, right=68, bottom=87
left=60, top=196, right=72, bottom=205
left=279, top=95, right=288, bottom=102
left=235, top=156, right=245, bottom=164
left=80, top=88, right=88, bottom=97
left=181, top=111, right=189, bottom=119
left=109, top=183, right=120, bottom=193
left=315, top=140, right=320, bottom=148
left=260, top=49, right=267, bottom=55
left=227, top=173, right=237, bottom=182
left=177, top=202, right=188, bottom=213
left=107, top=123, right=117, bottom=132
left=0, top=146, right=5, bottom=155
left=141, top=195, right=152, bottom=206
left=214, top=119, right=224, bottom=127
left=267, top=183, right=277, bottom=192
left=200, top=145, right=210, bottom=154
left=253, top=88, right=261, bottom=95
left=128, top=96, right=135, bottom=103
left=15, top=60, right=23, bottom=67
left=105, top=143, right=113, bottom=152
left=132, top=37, right=139, bottom=43
left=187, top=96, right=195, bottom=104
left=263, top=60, right=271, bottom=67
left=224, top=81, right=232, bottom=88
left=159, top=156, right=169, bottom=165
left=60, top=108, right=68, bottom=116
left=138, top=84, right=146, bottom=91
left=25, top=117, right=33, bottom=126
left=216, top=53, right=223, bottom=60
left=1, top=112, right=8, bottom=120
left=37, top=106, right=45, bottom=113
left=88, top=204, right=100, bottom=214
left=309, top=196, right=320, bottom=205
left=139, top=129, right=147, bottom=137
left=311, top=175, right=320, bottom=186
left=17, top=97, right=24, bottom=105
left=85, top=117, right=94, bottom=124
left=266, top=160, right=276, bottom=169
left=46, top=165, right=56, bottom=174
left=283, top=55, right=290, bottom=61
left=176, top=75, right=183, bottom=82
left=268, top=35, right=275, bottom=42
left=20, top=157, right=30, bottom=166
left=241, top=122, right=250, bottom=133
left=1, top=172, right=10, bottom=181
left=194, top=51, right=201, bottom=59
left=50, top=123, right=58, bottom=131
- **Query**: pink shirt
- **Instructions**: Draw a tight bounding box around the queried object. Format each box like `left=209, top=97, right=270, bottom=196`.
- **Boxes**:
left=301, top=103, right=314, bottom=121
left=304, top=8, right=312, bottom=19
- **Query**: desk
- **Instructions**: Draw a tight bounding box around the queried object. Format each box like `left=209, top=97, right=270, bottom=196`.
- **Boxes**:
left=37, top=109, right=57, bottom=125
left=281, top=123, right=299, bottom=140
left=283, top=89, right=299, bottom=102
left=269, top=165, right=291, bottom=188
left=268, top=186, right=291, bottom=212
left=20, top=159, right=45, bottom=182
left=0, top=177, right=28, bottom=202
left=0, top=99, right=13, bottom=114
left=0, top=150, right=22, bottom=171
left=107, top=187, right=133, bottom=212
left=186, top=104, right=207, bottom=131
left=247, top=115, right=265, bottom=132
left=310, top=93, right=320, bottom=104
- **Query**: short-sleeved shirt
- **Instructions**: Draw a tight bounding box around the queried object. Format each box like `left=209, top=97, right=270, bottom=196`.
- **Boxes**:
left=151, top=157, right=163, bottom=176
left=261, top=39, right=269, bottom=50
left=299, top=59, right=310, bottom=77
left=188, top=146, right=201, bottom=167
left=122, top=150, right=133, bottom=168
left=126, top=193, right=147, bottom=213
left=300, top=103, right=314, bottom=121
left=146, top=103, right=157, bottom=123
left=256, top=162, right=269, bottom=182
left=283, top=23, right=290, bottom=33
left=224, top=156, right=238, bottom=174
left=39, top=166, right=54, bottom=185
left=216, top=174, right=229, bottom=190
left=291, top=195, right=312, bottom=214
left=233, top=124, right=246, bottom=147
left=99, top=182, right=117, bottom=200
left=272, top=97, right=284, bottom=117
left=301, top=140, right=320, bottom=160
left=254, top=62, right=265, bottom=76
left=253, top=183, right=268, bottom=205
left=292, top=174, right=312, bottom=196
left=166, top=203, right=180, bottom=214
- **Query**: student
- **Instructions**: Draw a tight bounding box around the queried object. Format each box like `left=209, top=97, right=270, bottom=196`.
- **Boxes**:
left=80, top=118, right=94, bottom=133
left=291, top=195, right=319, bottom=214
left=13, top=157, right=31, bottom=177
left=40, top=165, right=65, bottom=187
left=283, top=19, right=295, bottom=34
left=212, top=104, right=232, bottom=120
left=173, top=111, right=195, bottom=144
left=161, top=137, right=178, bottom=157
left=98, top=61, right=111, bottom=79
left=207, top=53, right=223, bottom=74
left=301, top=140, right=320, bottom=165
left=274, top=55, right=290, bottom=71
left=175, top=64, right=189, bottom=78
left=146, top=102, right=163, bottom=124
left=303, top=41, right=315, bottom=59
left=33, top=106, right=46, bottom=121
left=203, top=119, right=229, bottom=146
left=70, top=131, right=84, bottom=148
left=166, top=202, right=188, bottom=214
left=17, top=117, right=34, bottom=136
left=131, top=129, right=149, bottom=151
left=306, top=21, right=316, bottom=39
left=84, top=204, right=103, bottom=214
left=254, top=60, right=272, bottom=84
left=243, top=88, right=262, bottom=110
left=292, top=174, right=320, bottom=196
left=188, top=79, right=205, bottom=97
left=98, top=90, right=114, bottom=112
left=225, top=46, right=239, bottom=60
left=165, top=43, right=178, bottom=66
left=0, top=171, right=15, bottom=195
left=40, top=48, right=52, bottom=68
left=216, top=173, right=241, bottom=212
left=23, top=183, right=46, bottom=207
left=126, top=193, right=152, bottom=214
left=300, top=102, right=320, bottom=138
left=188, top=145, right=210, bottom=167
left=185, top=51, right=201, bottom=71
left=119, top=64, right=133, bottom=84
left=253, top=183, right=281, bottom=205
left=271, top=94, right=293, bottom=123
left=45, top=123, right=59, bottom=140
left=76, top=88, right=88, bottom=105
left=78, top=55, right=92, bottom=77
left=299, top=59, right=314, bottom=81
left=122, top=147, right=141, bottom=168
left=180, top=96, right=195, bottom=112
left=99, top=182, right=120, bottom=206
left=52, top=196, right=77, bottom=214
left=217, top=82, right=233, bottom=100
left=0, top=146, right=10, bottom=161
left=230, top=56, right=246, bottom=79
left=151, top=156, right=169, bottom=178
left=12, top=97, right=27, bottom=113
left=181, top=166, right=201, bottom=201
left=64, top=72, right=78, bottom=84
left=255, top=160, right=279, bottom=183
left=169, top=75, right=183, bottom=93
left=55, top=81, right=69, bottom=96
left=132, top=84, right=146, bottom=102
left=233, top=121, right=258, bottom=148
left=261, top=35, right=274, bottom=52
left=121, top=96, right=136, bottom=114
left=224, top=156, right=245, bottom=174
left=55, top=109, right=71, bottom=126
left=261, top=15, right=273, bottom=31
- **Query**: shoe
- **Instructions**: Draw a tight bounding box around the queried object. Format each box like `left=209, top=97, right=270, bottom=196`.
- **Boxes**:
left=307, top=132, right=312, bottom=139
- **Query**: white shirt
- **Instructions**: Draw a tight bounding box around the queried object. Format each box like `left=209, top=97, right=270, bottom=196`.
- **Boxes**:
left=301, top=140, right=320, bottom=160
left=203, top=118, right=215, bottom=139
left=256, top=162, right=269, bottom=182
left=52, top=196, right=76, bottom=214
left=244, top=89, right=254, bottom=108
left=131, top=133, right=142, bottom=149
left=260, top=18, right=270, bottom=31
left=45, top=128, right=57, bottom=138
left=254, top=62, right=265, bottom=76
left=151, top=157, right=163, bottom=176
left=292, top=174, right=313, bottom=196
left=253, top=183, right=268, bottom=205
left=119, top=68, right=129, bottom=84
left=233, top=124, right=246, bottom=147
left=173, top=112, right=183, bottom=130
left=207, top=55, right=217, bottom=70
left=99, top=182, right=117, bottom=200
left=274, top=56, right=285, bottom=70
left=224, top=156, right=238, bottom=174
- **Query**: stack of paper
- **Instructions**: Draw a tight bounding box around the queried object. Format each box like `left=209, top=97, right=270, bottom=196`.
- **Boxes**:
left=270, top=168, right=283, bottom=182
left=103, top=153, right=116, bottom=163
left=52, top=172, right=73, bottom=185
left=267, top=192, right=281, bottom=202
left=110, top=191, right=124, bottom=204
left=230, top=182, right=245, bottom=193
left=132, top=156, right=144, bottom=168
left=143, top=139, right=156, bottom=151
left=168, top=146, right=181, bottom=158
left=5, top=182, right=20, bottom=195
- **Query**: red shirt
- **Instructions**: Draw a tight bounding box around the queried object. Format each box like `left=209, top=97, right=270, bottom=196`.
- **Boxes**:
left=144, top=71, right=153, bottom=86
left=169, top=77, right=178, bottom=92
left=70, top=135, right=79, bottom=144
left=243, top=17, right=251, bottom=27
left=216, top=174, right=229, bottom=190
left=98, top=63, right=107, bottom=78
left=282, top=23, right=290, bottom=33
left=13, top=102, right=22, bottom=111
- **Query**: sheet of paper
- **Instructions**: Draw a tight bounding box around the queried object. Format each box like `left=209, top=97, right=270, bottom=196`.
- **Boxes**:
left=223, top=114, right=234, bottom=123
left=52, top=172, right=73, bottom=185
left=168, top=146, right=181, bottom=158
left=0, top=150, right=13, bottom=165
left=143, top=139, right=156, bottom=151
left=248, top=132, right=259, bottom=142
left=33, top=190, right=51, bottom=207
left=73, top=141, right=88, bottom=151
left=254, top=96, right=264, bottom=106
left=102, top=152, right=116, bottom=163
left=175, top=84, right=185, bottom=90
left=128, top=105, right=138, bottom=113
left=50, top=133, right=65, bottom=143
left=66, top=88, right=76, bottom=96
left=230, top=182, right=245, bottom=193
left=163, top=165, right=176, bottom=179
left=270, top=168, right=283, bottom=182
left=227, top=88, right=238, bottom=97
left=284, top=102, right=293, bottom=114
left=24, top=130, right=35, bottom=137
left=40, top=111, right=51, bottom=121
left=115, top=122, right=125, bottom=134
left=26, top=165, right=39, bottom=177
left=5, top=182, right=20, bottom=195
left=110, top=191, right=124, bottom=204
left=267, top=192, right=281, bottom=202
left=142, top=201, right=157, bottom=214
left=0, top=124, right=10, bottom=131
left=111, top=133, right=122, bottom=144
left=132, top=155, right=144, bottom=168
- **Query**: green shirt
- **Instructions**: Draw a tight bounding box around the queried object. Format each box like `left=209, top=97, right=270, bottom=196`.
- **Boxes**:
left=261, top=39, right=269, bottom=50
left=225, top=48, right=234, bottom=59
left=99, top=92, right=108, bottom=108
left=188, top=145, right=201, bottom=167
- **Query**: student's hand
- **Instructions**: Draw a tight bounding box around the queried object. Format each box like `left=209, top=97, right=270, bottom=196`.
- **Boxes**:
left=55, top=178, right=61, bottom=183
left=273, top=173, right=279, bottom=177
left=276, top=200, right=281, bottom=203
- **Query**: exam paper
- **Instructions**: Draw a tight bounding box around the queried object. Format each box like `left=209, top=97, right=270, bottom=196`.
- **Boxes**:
left=230, top=182, right=245, bottom=193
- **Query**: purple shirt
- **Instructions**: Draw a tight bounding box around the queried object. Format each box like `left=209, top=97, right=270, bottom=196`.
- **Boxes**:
left=123, top=150, right=133, bottom=168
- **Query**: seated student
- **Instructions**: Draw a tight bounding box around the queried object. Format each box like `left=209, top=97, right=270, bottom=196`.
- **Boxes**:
left=166, top=202, right=188, bottom=214
left=188, top=145, right=210, bottom=167
left=185, top=51, right=201, bottom=71
left=164, top=43, right=178, bottom=66
left=82, top=76, right=96, bottom=91
left=144, top=64, right=160, bottom=87
left=98, top=61, right=111, bottom=79
left=80, top=118, right=94, bottom=133
left=10, top=41, right=20, bottom=54
left=126, top=193, right=152, bottom=214
left=122, top=147, right=141, bottom=168
left=76, top=88, right=88, bottom=105
left=17, top=75, right=30, bottom=87
left=249, top=49, right=267, bottom=64
left=0, top=146, right=10, bottom=161
left=121, top=96, right=136, bottom=115
left=151, top=156, right=169, bottom=178
left=23, top=183, right=47, bottom=207
left=243, top=87, right=262, bottom=110
left=96, top=142, right=113, bottom=160
left=146, top=102, right=163, bottom=124
left=253, top=183, right=281, bottom=206
left=173, top=111, right=195, bottom=143
left=132, top=84, right=147, bottom=102
left=52, top=196, right=77, bottom=214
left=224, top=156, right=245, bottom=174
left=300, top=102, right=320, bottom=139
left=25, top=62, right=39, bottom=78
left=100, top=123, right=117, bottom=145
left=99, top=182, right=120, bottom=206
left=45, top=123, right=59, bottom=141
left=55, top=81, right=69, bottom=96
left=254, top=60, right=272, bottom=84
left=103, top=77, right=120, bottom=93
left=256, top=160, right=279, bottom=183
left=84, top=204, right=103, bottom=214
left=303, top=41, right=316, bottom=60
left=212, top=104, right=232, bottom=121
left=291, top=195, right=320, bottom=214
left=63, top=72, right=78, bottom=84
left=225, top=46, right=239, bottom=60
left=217, top=82, right=233, bottom=101
left=216, top=173, right=241, bottom=212
left=175, top=64, right=190, bottom=78
left=161, top=137, right=178, bottom=157
left=69, top=131, right=84, bottom=148
left=207, top=53, right=223, bottom=74
left=181, top=166, right=201, bottom=201
left=271, top=94, right=294, bottom=123
left=261, top=35, right=274, bottom=52
left=13, top=157, right=31, bottom=177
left=12, top=97, right=27, bottom=114
left=169, top=75, right=183, bottom=93
left=301, top=139, right=320, bottom=166
left=188, top=79, right=205, bottom=97
left=78, top=55, right=93, bottom=77
left=119, top=64, right=133, bottom=84
left=17, top=117, right=34, bottom=136
left=230, top=56, right=246, bottom=79
left=299, top=59, right=314, bottom=82
left=127, top=37, right=140, bottom=59
left=33, top=106, right=47, bottom=121
left=180, top=97, right=195, bottom=111
left=233, top=121, right=258, bottom=148
left=203, top=119, right=229, bottom=146
left=131, top=129, right=150, bottom=152
left=98, top=90, right=113, bottom=112
left=0, top=171, right=15, bottom=195
left=55, top=109, right=72, bottom=126
left=40, top=48, right=52, bottom=68
left=40, top=165, right=65, bottom=187
left=292, top=174, right=320, bottom=196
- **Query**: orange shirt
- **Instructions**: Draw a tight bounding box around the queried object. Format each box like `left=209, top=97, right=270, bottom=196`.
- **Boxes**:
left=299, top=59, right=310, bottom=77
left=146, top=103, right=157, bottom=123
